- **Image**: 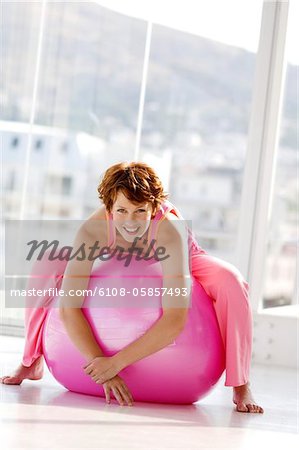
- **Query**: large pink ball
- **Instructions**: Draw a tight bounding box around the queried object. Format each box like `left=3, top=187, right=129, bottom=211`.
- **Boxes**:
left=42, top=256, right=225, bottom=404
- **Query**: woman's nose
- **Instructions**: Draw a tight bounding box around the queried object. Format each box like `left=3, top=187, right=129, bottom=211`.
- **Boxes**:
left=125, top=214, right=138, bottom=224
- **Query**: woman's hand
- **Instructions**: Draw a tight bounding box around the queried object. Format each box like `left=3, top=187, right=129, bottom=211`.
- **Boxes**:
left=102, top=375, right=134, bottom=406
left=83, top=356, right=120, bottom=384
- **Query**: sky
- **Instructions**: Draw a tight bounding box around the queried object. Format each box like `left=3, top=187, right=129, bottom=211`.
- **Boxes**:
left=95, top=0, right=298, bottom=65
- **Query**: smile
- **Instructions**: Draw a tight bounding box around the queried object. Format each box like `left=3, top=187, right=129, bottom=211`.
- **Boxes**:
left=123, top=226, right=139, bottom=235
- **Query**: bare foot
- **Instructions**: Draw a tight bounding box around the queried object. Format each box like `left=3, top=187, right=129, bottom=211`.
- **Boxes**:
left=233, top=381, right=264, bottom=413
left=0, top=356, right=44, bottom=385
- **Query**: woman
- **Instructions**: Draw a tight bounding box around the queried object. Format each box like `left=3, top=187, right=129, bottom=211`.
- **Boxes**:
left=1, top=162, right=264, bottom=413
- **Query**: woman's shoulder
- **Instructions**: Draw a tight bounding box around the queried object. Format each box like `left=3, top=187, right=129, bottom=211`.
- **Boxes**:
left=160, top=200, right=181, bottom=223
left=78, top=205, right=108, bottom=244
left=86, top=204, right=107, bottom=221
left=156, top=203, right=186, bottom=245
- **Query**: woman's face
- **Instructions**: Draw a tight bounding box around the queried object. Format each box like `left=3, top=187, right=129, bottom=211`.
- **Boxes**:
left=111, top=191, right=154, bottom=243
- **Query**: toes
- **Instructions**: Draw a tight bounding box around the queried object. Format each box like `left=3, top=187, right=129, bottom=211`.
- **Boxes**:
left=247, top=404, right=256, bottom=413
left=1, top=376, right=21, bottom=385
left=247, top=404, right=264, bottom=413
left=236, top=402, right=249, bottom=412
left=0, top=376, right=9, bottom=384
left=235, top=401, right=264, bottom=413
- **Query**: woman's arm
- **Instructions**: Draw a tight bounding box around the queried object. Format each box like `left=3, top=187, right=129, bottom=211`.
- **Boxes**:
left=84, top=219, right=192, bottom=382
left=59, top=311, right=104, bottom=364
left=113, top=307, right=188, bottom=372
left=59, top=223, right=105, bottom=364
left=115, top=220, right=191, bottom=369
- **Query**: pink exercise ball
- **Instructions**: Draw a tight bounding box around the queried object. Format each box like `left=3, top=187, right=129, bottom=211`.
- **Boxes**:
left=42, top=255, right=225, bottom=404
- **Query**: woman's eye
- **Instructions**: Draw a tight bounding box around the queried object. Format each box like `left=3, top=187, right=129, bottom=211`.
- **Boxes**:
left=117, top=208, right=145, bottom=213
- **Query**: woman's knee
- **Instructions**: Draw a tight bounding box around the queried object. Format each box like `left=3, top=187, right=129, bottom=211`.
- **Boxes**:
left=28, top=250, right=68, bottom=294
left=30, top=250, right=68, bottom=276
left=217, top=265, right=249, bottom=294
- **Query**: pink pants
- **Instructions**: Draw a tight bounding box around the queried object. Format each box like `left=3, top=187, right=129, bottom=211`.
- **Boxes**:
left=22, top=253, right=252, bottom=387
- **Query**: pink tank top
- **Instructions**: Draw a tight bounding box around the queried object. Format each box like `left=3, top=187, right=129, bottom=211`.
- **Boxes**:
left=105, top=199, right=207, bottom=257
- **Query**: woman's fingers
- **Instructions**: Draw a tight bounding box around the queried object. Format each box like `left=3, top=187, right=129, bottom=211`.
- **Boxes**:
left=93, top=375, right=104, bottom=383
left=103, top=383, right=111, bottom=404
left=121, top=382, right=134, bottom=405
left=90, top=370, right=110, bottom=383
left=111, top=386, right=124, bottom=406
left=101, top=376, right=134, bottom=406
left=117, top=383, right=133, bottom=406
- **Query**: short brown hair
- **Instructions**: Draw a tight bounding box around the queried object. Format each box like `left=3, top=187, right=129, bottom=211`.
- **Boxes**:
left=97, top=161, right=169, bottom=216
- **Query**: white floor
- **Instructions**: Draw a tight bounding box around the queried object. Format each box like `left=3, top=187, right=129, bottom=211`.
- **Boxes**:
left=0, top=336, right=298, bottom=449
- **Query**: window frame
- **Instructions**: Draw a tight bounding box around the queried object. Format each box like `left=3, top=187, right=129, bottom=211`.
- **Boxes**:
left=235, top=0, right=290, bottom=313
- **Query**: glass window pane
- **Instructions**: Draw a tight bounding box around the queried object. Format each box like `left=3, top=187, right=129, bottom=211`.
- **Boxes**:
left=1, top=2, right=41, bottom=122
left=2, top=3, right=147, bottom=222
left=1, top=1, right=43, bottom=330
left=1, top=3, right=147, bottom=328
left=28, top=2, right=146, bottom=219
left=140, top=1, right=263, bottom=262
left=262, top=0, right=298, bottom=309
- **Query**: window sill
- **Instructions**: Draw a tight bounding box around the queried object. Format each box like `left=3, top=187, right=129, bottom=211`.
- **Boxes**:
left=257, top=304, right=299, bottom=319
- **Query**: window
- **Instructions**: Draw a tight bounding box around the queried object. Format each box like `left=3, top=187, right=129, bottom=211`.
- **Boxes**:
left=1, top=2, right=147, bottom=330
left=2, top=2, right=41, bottom=123
left=140, top=1, right=263, bottom=262
left=262, top=0, right=297, bottom=309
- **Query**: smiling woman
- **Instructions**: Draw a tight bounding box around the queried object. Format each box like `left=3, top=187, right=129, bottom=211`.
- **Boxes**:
left=1, top=161, right=263, bottom=412
left=111, top=192, right=153, bottom=242
left=3, top=0, right=295, bottom=420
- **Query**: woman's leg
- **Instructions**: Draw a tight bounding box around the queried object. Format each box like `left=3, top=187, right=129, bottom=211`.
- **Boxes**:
left=22, top=254, right=68, bottom=366
left=191, top=253, right=253, bottom=387
left=0, top=253, right=68, bottom=384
